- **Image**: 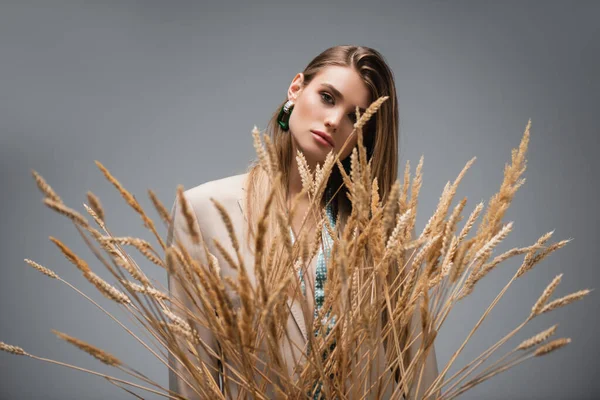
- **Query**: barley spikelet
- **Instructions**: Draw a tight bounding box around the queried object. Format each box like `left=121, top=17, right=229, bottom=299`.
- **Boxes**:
left=161, top=322, right=200, bottom=345
left=213, top=238, right=238, bottom=270
left=458, top=202, right=485, bottom=244
left=531, top=274, right=563, bottom=317
left=468, top=245, right=533, bottom=291
left=98, top=240, right=150, bottom=285
left=177, top=185, right=200, bottom=245
left=354, top=96, right=388, bottom=132
left=441, top=198, right=467, bottom=257
left=385, top=208, right=411, bottom=252
left=84, top=271, right=131, bottom=304
left=474, top=119, right=530, bottom=254
left=534, top=338, right=571, bottom=356
left=148, top=189, right=171, bottom=225
left=43, top=199, right=89, bottom=228
left=103, top=236, right=149, bottom=248
left=86, top=191, right=104, bottom=222
left=52, top=330, right=122, bottom=366
left=407, top=156, right=424, bottom=228
left=382, top=181, right=401, bottom=234
left=522, top=230, right=554, bottom=265
left=370, top=177, right=380, bottom=216
left=24, top=258, right=59, bottom=279
left=95, top=161, right=144, bottom=215
left=517, top=324, right=558, bottom=350
left=539, top=289, right=592, bottom=315
left=335, top=157, right=354, bottom=195
left=138, top=246, right=164, bottom=267
left=296, top=149, right=314, bottom=194
left=440, top=261, right=454, bottom=279
left=252, top=126, right=271, bottom=174
left=518, top=239, right=572, bottom=277
left=263, top=133, right=279, bottom=178
left=0, top=342, right=28, bottom=356
left=210, top=199, right=240, bottom=253
left=31, top=169, right=62, bottom=203
left=103, top=237, right=164, bottom=267
left=516, top=230, right=557, bottom=277
left=471, top=221, right=513, bottom=269
left=49, top=237, right=91, bottom=274
left=162, top=307, right=193, bottom=331
left=83, top=203, right=105, bottom=229
left=313, top=151, right=336, bottom=199
left=120, top=280, right=169, bottom=301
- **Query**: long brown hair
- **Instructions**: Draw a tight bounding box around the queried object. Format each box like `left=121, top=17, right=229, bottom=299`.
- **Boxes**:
left=244, top=45, right=399, bottom=249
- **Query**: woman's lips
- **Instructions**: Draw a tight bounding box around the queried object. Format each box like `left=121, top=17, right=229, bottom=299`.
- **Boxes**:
left=311, top=130, right=334, bottom=147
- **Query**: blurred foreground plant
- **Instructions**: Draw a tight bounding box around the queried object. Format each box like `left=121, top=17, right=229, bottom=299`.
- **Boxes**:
left=1, top=102, right=591, bottom=399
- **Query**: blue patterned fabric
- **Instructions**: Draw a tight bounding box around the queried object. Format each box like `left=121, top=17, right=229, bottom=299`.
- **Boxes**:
left=289, top=187, right=337, bottom=399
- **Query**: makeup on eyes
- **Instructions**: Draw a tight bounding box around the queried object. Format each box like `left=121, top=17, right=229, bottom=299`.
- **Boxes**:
left=319, top=91, right=359, bottom=123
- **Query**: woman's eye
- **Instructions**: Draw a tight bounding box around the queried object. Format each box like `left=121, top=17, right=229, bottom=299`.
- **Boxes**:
left=320, top=92, right=334, bottom=104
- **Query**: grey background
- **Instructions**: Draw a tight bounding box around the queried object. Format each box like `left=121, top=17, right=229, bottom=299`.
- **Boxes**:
left=1, top=1, right=598, bottom=399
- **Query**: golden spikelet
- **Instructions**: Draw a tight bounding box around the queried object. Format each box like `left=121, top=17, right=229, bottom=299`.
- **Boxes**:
left=475, top=120, right=530, bottom=251
left=534, top=338, right=571, bottom=357
left=467, top=245, right=532, bottom=292
left=370, top=177, right=380, bottom=216
left=49, top=237, right=91, bottom=274
left=43, top=199, right=89, bottom=228
left=83, top=203, right=105, bottom=229
left=161, top=322, right=200, bottom=345
left=176, top=185, right=201, bottom=245
left=148, top=189, right=171, bottom=225
left=539, top=289, right=592, bottom=315
left=120, top=280, right=169, bottom=301
left=531, top=274, right=563, bottom=317
left=354, top=96, right=388, bottom=132
left=213, top=238, right=238, bottom=270
left=103, top=237, right=164, bottom=268
left=518, top=239, right=572, bottom=278
left=31, top=169, right=62, bottom=203
left=517, top=324, right=558, bottom=350
left=296, top=149, right=314, bottom=194
left=471, top=221, right=513, bottom=268
left=86, top=191, right=104, bottom=222
left=162, top=307, right=193, bottom=331
left=52, top=330, right=122, bottom=366
left=441, top=198, right=467, bottom=257
left=24, top=258, right=59, bottom=279
left=0, top=342, right=28, bottom=356
left=95, top=161, right=144, bottom=216
left=263, top=134, right=279, bottom=179
left=210, top=198, right=240, bottom=253
left=252, top=126, right=271, bottom=175
left=84, top=271, right=131, bottom=304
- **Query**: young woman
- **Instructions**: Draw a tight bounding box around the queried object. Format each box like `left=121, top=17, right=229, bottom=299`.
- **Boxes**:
left=168, top=45, right=438, bottom=399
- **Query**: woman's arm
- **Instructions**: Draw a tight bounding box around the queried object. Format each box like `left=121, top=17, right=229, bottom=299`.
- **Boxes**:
left=167, top=192, right=220, bottom=399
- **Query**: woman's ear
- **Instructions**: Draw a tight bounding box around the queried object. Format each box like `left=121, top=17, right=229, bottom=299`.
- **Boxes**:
left=287, top=72, right=304, bottom=101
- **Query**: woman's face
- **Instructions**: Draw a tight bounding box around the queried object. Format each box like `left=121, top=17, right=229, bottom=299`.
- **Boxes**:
left=287, top=65, right=371, bottom=165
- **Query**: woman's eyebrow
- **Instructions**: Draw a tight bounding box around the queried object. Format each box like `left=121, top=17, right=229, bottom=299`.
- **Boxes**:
left=322, top=83, right=366, bottom=113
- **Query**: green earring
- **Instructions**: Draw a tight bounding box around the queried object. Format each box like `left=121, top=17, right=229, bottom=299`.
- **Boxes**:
left=277, top=100, right=294, bottom=131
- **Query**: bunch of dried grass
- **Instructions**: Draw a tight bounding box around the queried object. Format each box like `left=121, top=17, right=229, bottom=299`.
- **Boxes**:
left=2, top=101, right=591, bottom=399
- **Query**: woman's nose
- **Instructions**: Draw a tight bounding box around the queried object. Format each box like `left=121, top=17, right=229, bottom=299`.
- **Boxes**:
left=324, top=109, right=344, bottom=131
